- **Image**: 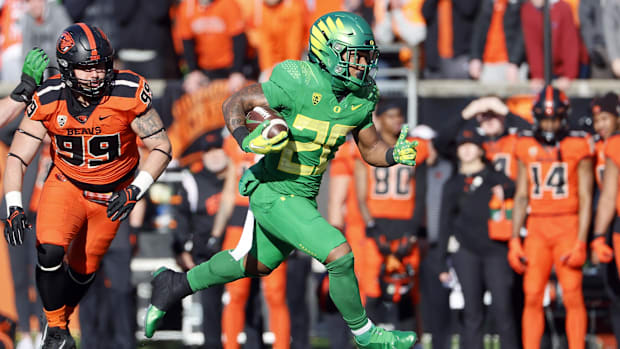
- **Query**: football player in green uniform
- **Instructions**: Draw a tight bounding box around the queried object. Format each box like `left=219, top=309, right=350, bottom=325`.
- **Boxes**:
left=145, top=11, right=418, bottom=348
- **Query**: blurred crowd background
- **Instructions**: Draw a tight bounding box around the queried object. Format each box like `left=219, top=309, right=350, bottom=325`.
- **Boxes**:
left=0, top=0, right=619, bottom=348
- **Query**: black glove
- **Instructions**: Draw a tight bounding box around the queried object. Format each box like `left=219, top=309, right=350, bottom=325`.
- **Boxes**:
left=107, top=185, right=141, bottom=222
left=366, top=222, right=391, bottom=256
left=394, top=236, right=415, bottom=260
left=205, top=235, right=223, bottom=257
left=4, top=206, right=31, bottom=246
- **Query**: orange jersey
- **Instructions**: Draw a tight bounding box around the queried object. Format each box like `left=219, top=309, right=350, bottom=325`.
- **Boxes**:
left=482, top=0, right=509, bottom=63
left=177, top=0, right=245, bottom=71
left=330, top=139, right=363, bottom=227
left=255, top=0, right=307, bottom=71
left=223, top=135, right=260, bottom=207
left=603, top=134, right=620, bottom=216
left=28, top=71, right=151, bottom=190
left=594, top=136, right=606, bottom=189
left=484, top=131, right=518, bottom=179
left=514, top=131, right=592, bottom=215
left=0, top=0, right=24, bottom=51
left=362, top=138, right=429, bottom=220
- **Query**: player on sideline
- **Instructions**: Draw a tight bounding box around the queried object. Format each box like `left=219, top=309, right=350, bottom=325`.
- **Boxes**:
left=145, top=11, right=418, bottom=349
left=3, top=23, right=172, bottom=349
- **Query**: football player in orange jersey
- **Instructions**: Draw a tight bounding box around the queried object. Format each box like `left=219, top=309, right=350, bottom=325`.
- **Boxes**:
left=508, top=85, right=593, bottom=349
left=213, top=135, right=290, bottom=349
left=589, top=93, right=620, bottom=343
left=354, top=100, right=433, bottom=335
left=2, top=23, right=172, bottom=349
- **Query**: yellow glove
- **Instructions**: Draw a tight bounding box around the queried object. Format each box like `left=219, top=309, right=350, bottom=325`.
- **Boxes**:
left=392, top=125, right=418, bottom=166
left=242, top=121, right=288, bottom=154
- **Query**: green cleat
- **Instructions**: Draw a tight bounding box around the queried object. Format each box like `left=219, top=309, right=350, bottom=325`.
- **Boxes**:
left=354, top=326, right=417, bottom=349
left=144, top=267, right=193, bottom=338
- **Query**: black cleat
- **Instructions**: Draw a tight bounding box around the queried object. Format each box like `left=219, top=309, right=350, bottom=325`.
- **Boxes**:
left=144, top=267, right=192, bottom=338
left=40, top=324, right=76, bottom=349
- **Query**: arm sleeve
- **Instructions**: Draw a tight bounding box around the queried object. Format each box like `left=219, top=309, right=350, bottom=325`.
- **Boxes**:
left=183, top=39, right=199, bottom=72
left=506, top=1, right=526, bottom=65
left=521, top=4, right=544, bottom=79
left=231, top=33, right=247, bottom=74
left=557, top=5, right=580, bottom=79
left=470, top=0, right=492, bottom=60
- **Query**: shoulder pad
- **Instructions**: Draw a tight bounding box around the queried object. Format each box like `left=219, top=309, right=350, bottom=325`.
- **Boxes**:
left=568, top=130, right=589, bottom=138
left=36, top=75, right=65, bottom=106
left=107, top=70, right=151, bottom=113
left=271, top=60, right=305, bottom=82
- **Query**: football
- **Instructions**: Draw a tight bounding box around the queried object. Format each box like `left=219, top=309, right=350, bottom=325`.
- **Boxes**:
left=245, top=106, right=288, bottom=139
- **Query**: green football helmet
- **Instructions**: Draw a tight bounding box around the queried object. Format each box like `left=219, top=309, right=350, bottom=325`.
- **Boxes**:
left=308, top=11, right=379, bottom=91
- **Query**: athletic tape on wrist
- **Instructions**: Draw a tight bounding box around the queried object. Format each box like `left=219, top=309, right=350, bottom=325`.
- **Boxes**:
left=131, top=171, right=154, bottom=200
left=5, top=191, right=23, bottom=216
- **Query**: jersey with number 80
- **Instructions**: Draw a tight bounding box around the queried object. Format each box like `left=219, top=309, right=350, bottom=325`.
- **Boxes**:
left=28, top=71, right=151, bottom=188
left=258, top=60, right=378, bottom=198
left=515, top=130, right=592, bottom=215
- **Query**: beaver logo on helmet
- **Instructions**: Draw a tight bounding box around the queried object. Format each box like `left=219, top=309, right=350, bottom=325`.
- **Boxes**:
left=57, top=31, right=75, bottom=54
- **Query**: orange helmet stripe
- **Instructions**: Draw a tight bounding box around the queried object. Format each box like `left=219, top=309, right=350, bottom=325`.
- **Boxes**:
left=77, top=22, right=99, bottom=60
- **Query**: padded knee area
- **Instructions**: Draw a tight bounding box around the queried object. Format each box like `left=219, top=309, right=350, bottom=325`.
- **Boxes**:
left=326, top=252, right=354, bottom=275
left=67, top=267, right=95, bottom=285
left=37, top=244, right=65, bottom=269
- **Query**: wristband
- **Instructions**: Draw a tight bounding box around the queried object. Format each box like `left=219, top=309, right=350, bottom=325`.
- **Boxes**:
left=5, top=191, right=23, bottom=215
left=232, top=127, right=250, bottom=149
left=131, top=171, right=154, bottom=200
left=385, top=147, right=396, bottom=166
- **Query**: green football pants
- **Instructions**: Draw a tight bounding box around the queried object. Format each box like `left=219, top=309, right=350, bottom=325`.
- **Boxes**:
left=247, top=183, right=347, bottom=269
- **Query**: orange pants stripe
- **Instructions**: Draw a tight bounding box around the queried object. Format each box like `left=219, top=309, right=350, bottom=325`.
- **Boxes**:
left=523, top=215, right=585, bottom=349
left=36, top=167, right=122, bottom=274
left=222, top=225, right=290, bottom=349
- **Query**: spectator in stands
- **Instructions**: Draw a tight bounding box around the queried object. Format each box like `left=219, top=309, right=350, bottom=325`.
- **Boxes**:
left=438, top=127, right=519, bottom=349
left=1, top=0, right=26, bottom=82
left=521, top=0, right=580, bottom=91
left=588, top=92, right=620, bottom=344
left=171, top=129, right=229, bottom=349
left=374, top=0, right=426, bottom=47
left=243, top=0, right=307, bottom=82
left=469, top=0, right=525, bottom=82
left=421, top=0, right=480, bottom=79
left=579, top=0, right=614, bottom=78
left=602, top=0, right=620, bottom=78
left=20, top=0, right=71, bottom=73
left=176, top=0, right=248, bottom=94
left=116, top=0, right=180, bottom=79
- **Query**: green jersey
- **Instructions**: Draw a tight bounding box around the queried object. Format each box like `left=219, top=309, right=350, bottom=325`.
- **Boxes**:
left=254, top=60, right=378, bottom=198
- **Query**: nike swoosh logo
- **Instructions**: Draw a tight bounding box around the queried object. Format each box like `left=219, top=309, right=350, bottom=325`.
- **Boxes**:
left=351, top=104, right=363, bottom=111
left=99, top=114, right=113, bottom=121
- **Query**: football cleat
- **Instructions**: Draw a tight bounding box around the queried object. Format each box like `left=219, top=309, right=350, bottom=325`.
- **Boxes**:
left=354, top=326, right=416, bottom=349
left=40, top=324, right=76, bottom=349
left=144, top=267, right=192, bottom=338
